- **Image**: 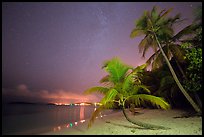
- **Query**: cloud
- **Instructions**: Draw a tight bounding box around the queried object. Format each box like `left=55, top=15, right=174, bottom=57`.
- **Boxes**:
left=38, top=89, right=100, bottom=103
left=16, top=84, right=31, bottom=96
left=2, top=84, right=101, bottom=104
left=17, top=84, right=28, bottom=91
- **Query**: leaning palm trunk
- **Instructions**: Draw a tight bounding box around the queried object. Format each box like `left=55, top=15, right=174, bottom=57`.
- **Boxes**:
left=122, top=107, right=168, bottom=130
left=152, top=31, right=201, bottom=114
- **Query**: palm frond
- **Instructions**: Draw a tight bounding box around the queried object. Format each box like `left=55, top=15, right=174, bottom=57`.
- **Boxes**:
left=87, top=100, right=118, bottom=128
left=138, top=35, right=157, bottom=57
left=135, top=85, right=151, bottom=94
left=156, top=16, right=168, bottom=27
left=103, top=57, right=132, bottom=83
left=135, top=11, right=148, bottom=29
left=172, top=24, right=199, bottom=41
left=87, top=105, right=105, bottom=128
left=169, top=44, right=185, bottom=62
left=127, top=84, right=151, bottom=96
left=147, top=44, right=175, bottom=70
left=136, top=63, right=147, bottom=70
left=159, top=8, right=173, bottom=19
left=167, top=13, right=181, bottom=26
left=151, top=6, right=159, bottom=23
left=122, top=65, right=149, bottom=95
left=163, top=45, right=173, bottom=60
left=157, top=26, right=174, bottom=41
left=158, top=9, right=166, bottom=18
left=100, top=75, right=110, bottom=83
left=130, top=29, right=145, bottom=38
left=128, top=94, right=170, bottom=110
left=100, top=88, right=118, bottom=105
left=151, top=52, right=164, bottom=70
left=99, top=75, right=114, bottom=87
left=130, top=64, right=147, bottom=84
left=83, top=87, right=109, bottom=95
left=122, top=73, right=134, bottom=92
left=138, top=35, right=148, bottom=55
left=105, top=100, right=117, bottom=109
left=146, top=50, right=160, bottom=67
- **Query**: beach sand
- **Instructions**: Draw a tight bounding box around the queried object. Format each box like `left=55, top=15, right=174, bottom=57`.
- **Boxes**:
left=41, top=109, right=202, bottom=135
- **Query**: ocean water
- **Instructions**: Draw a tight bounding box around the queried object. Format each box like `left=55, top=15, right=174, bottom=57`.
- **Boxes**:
left=2, top=104, right=115, bottom=135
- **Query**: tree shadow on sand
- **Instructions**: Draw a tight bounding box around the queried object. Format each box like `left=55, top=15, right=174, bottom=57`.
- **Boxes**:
left=105, top=121, right=170, bottom=130
left=173, top=111, right=202, bottom=118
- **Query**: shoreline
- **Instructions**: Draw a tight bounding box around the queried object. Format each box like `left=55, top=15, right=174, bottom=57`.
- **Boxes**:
left=41, top=108, right=202, bottom=135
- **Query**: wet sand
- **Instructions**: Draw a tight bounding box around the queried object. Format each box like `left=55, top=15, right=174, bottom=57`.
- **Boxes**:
left=41, top=108, right=202, bottom=135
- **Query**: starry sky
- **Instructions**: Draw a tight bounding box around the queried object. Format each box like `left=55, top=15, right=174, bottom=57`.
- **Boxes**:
left=2, top=2, right=202, bottom=104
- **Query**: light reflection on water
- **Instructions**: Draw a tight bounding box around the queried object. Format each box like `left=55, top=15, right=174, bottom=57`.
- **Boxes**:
left=2, top=104, right=113, bottom=134
left=52, top=106, right=107, bottom=132
left=80, top=106, right=85, bottom=120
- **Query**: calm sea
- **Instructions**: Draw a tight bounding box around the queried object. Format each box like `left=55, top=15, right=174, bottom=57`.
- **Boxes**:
left=2, top=104, right=116, bottom=135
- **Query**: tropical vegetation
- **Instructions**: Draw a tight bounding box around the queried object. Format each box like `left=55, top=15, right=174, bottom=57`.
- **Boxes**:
left=130, top=6, right=201, bottom=113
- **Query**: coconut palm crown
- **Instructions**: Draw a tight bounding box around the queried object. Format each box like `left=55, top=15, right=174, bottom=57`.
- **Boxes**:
left=84, top=57, right=170, bottom=129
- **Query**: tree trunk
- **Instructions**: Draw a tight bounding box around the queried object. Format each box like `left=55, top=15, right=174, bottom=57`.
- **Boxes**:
left=174, top=58, right=187, bottom=80
left=122, top=107, right=167, bottom=129
left=194, top=93, right=202, bottom=109
left=153, top=32, right=201, bottom=114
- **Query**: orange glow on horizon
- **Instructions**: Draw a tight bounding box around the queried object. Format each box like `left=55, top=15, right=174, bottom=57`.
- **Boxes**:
left=52, top=102, right=101, bottom=106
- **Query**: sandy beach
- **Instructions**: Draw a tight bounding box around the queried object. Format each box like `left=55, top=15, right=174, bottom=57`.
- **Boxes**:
left=41, top=108, right=202, bottom=135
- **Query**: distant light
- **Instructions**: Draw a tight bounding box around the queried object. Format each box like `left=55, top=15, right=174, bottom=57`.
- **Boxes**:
left=57, top=126, right=61, bottom=130
left=70, top=123, right=73, bottom=127
left=55, top=103, right=64, bottom=106
left=80, top=103, right=85, bottom=106
left=80, top=120, right=85, bottom=123
left=75, top=122, right=78, bottom=125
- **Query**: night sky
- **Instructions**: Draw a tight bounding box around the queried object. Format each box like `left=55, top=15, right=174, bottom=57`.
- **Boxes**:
left=2, top=2, right=202, bottom=104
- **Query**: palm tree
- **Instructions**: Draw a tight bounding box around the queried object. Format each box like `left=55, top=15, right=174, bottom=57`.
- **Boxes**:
left=145, top=24, right=194, bottom=70
left=84, top=57, right=170, bottom=129
left=142, top=7, right=202, bottom=109
left=130, top=6, right=201, bottom=113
